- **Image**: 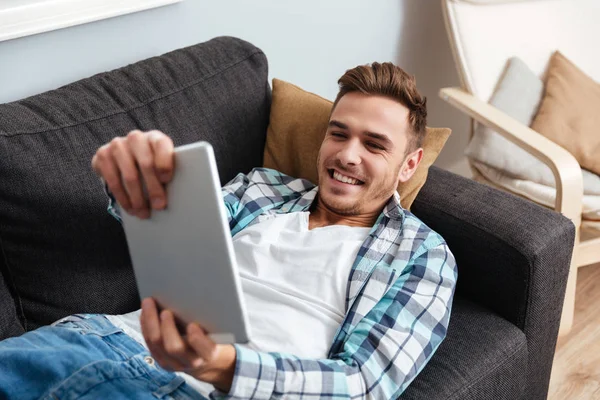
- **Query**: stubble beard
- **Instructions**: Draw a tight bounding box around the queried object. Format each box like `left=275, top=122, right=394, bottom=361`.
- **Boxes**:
left=318, top=167, right=401, bottom=217
left=316, top=149, right=404, bottom=216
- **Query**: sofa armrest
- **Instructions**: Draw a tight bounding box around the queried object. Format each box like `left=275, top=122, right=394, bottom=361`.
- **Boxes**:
left=412, top=166, right=574, bottom=397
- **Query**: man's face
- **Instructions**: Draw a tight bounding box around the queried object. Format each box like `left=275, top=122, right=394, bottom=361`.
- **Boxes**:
left=316, top=92, right=422, bottom=216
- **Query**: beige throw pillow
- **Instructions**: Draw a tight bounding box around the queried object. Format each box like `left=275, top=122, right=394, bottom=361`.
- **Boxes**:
left=263, top=79, right=451, bottom=210
left=531, top=51, right=600, bottom=175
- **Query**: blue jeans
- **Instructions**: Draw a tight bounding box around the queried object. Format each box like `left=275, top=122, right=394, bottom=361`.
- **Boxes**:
left=0, top=314, right=208, bottom=400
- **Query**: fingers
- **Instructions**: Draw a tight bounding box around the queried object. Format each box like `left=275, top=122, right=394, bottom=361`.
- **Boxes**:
left=112, top=135, right=149, bottom=218
left=140, top=298, right=160, bottom=341
left=186, top=323, right=218, bottom=365
left=92, top=129, right=175, bottom=218
left=92, top=144, right=132, bottom=211
left=147, top=131, right=175, bottom=185
left=140, top=298, right=203, bottom=372
left=140, top=298, right=180, bottom=370
left=128, top=131, right=167, bottom=210
left=160, top=309, right=201, bottom=368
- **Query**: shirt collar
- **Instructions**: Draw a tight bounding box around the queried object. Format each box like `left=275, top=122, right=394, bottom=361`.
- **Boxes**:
left=383, top=191, right=404, bottom=220
left=290, top=187, right=405, bottom=223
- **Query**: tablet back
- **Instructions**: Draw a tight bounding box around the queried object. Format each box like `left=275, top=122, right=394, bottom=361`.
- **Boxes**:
left=121, top=141, right=250, bottom=344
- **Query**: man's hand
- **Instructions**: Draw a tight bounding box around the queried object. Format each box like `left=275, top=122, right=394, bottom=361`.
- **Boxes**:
left=91, top=130, right=175, bottom=219
left=140, top=298, right=237, bottom=393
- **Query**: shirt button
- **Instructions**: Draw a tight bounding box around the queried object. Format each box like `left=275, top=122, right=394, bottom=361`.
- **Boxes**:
left=144, top=356, right=155, bottom=366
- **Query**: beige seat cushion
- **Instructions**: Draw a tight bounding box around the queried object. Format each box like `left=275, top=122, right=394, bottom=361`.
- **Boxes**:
left=531, top=51, right=600, bottom=175
left=472, top=161, right=600, bottom=222
left=263, top=79, right=451, bottom=210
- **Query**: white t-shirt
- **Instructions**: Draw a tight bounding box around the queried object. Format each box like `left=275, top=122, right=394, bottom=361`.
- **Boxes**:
left=106, top=211, right=371, bottom=397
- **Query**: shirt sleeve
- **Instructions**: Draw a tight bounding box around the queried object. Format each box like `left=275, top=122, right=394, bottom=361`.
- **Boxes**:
left=220, top=172, right=252, bottom=227
left=104, top=180, right=123, bottom=222
left=211, top=241, right=458, bottom=400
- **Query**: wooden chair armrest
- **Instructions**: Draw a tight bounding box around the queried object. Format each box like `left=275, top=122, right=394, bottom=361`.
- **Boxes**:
left=439, top=87, right=583, bottom=226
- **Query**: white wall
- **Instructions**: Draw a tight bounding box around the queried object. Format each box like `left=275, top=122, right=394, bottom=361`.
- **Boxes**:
left=0, top=0, right=470, bottom=175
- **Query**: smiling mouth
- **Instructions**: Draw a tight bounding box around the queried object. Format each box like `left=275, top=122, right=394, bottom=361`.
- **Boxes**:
left=328, top=169, right=365, bottom=185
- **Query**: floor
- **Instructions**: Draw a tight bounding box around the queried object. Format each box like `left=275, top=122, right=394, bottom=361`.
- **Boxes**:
left=548, top=262, right=600, bottom=400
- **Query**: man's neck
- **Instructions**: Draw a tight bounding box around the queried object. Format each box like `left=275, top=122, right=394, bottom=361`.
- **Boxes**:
left=308, top=196, right=380, bottom=230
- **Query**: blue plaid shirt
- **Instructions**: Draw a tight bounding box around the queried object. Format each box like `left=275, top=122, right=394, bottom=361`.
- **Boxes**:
left=109, top=168, right=457, bottom=399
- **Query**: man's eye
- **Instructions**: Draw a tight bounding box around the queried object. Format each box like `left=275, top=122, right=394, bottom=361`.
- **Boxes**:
left=331, top=132, right=346, bottom=138
left=367, top=142, right=384, bottom=150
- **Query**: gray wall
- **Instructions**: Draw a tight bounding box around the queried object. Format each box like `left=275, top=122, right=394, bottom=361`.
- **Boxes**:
left=0, top=0, right=470, bottom=175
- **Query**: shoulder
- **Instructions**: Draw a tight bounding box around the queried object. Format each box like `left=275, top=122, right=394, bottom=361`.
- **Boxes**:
left=387, top=210, right=457, bottom=291
left=224, top=167, right=316, bottom=210
left=396, top=209, right=455, bottom=267
left=238, top=168, right=316, bottom=198
left=245, top=167, right=315, bottom=189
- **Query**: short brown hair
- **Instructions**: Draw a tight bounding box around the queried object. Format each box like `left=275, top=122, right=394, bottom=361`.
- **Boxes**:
left=332, top=62, right=427, bottom=151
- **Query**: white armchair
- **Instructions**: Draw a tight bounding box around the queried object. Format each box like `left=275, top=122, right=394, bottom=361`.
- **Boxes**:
left=440, top=0, right=600, bottom=336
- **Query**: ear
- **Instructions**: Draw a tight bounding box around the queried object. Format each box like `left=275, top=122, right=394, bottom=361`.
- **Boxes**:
left=396, top=148, right=424, bottom=184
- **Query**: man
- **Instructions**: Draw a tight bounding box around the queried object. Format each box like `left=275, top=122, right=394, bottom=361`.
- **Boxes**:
left=0, top=62, right=456, bottom=399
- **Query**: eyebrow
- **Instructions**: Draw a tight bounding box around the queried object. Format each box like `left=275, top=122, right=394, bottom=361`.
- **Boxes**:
left=329, top=120, right=394, bottom=149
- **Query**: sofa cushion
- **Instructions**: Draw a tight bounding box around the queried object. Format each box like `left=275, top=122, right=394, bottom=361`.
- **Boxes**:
left=466, top=56, right=600, bottom=196
left=0, top=36, right=271, bottom=337
left=263, top=79, right=451, bottom=210
left=531, top=51, right=600, bottom=175
left=400, top=296, right=527, bottom=400
left=473, top=161, right=600, bottom=222
left=466, top=57, right=545, bottom=180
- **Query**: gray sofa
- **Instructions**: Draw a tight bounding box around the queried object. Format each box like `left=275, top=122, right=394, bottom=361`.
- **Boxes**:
left=0, top=36, right=574, bottom=399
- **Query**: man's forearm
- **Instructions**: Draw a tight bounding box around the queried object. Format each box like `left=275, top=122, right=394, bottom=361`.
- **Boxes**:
left=221, top=345, right=365, bottom=400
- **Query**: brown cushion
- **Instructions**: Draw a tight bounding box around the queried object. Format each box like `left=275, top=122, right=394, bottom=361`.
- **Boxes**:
left=263, top=78, right=451, bottom=209
left=531, top=51, right=600, bottom=175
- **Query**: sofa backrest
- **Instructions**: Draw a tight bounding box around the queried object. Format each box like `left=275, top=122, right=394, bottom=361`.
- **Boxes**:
left=443, top=0, right=600, bottom=101
left=0, top=36, right=271, bottom=337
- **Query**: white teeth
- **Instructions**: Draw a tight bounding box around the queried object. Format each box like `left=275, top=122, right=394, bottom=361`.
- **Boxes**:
left=333, top=170, right=359, bottom=185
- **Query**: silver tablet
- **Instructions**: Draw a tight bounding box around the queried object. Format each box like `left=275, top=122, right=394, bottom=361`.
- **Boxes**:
left=120, top=141, right=250, bottom=344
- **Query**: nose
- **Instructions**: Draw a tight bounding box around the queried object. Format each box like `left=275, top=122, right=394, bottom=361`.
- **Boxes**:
left=337, top=139, right=362, bottom=166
